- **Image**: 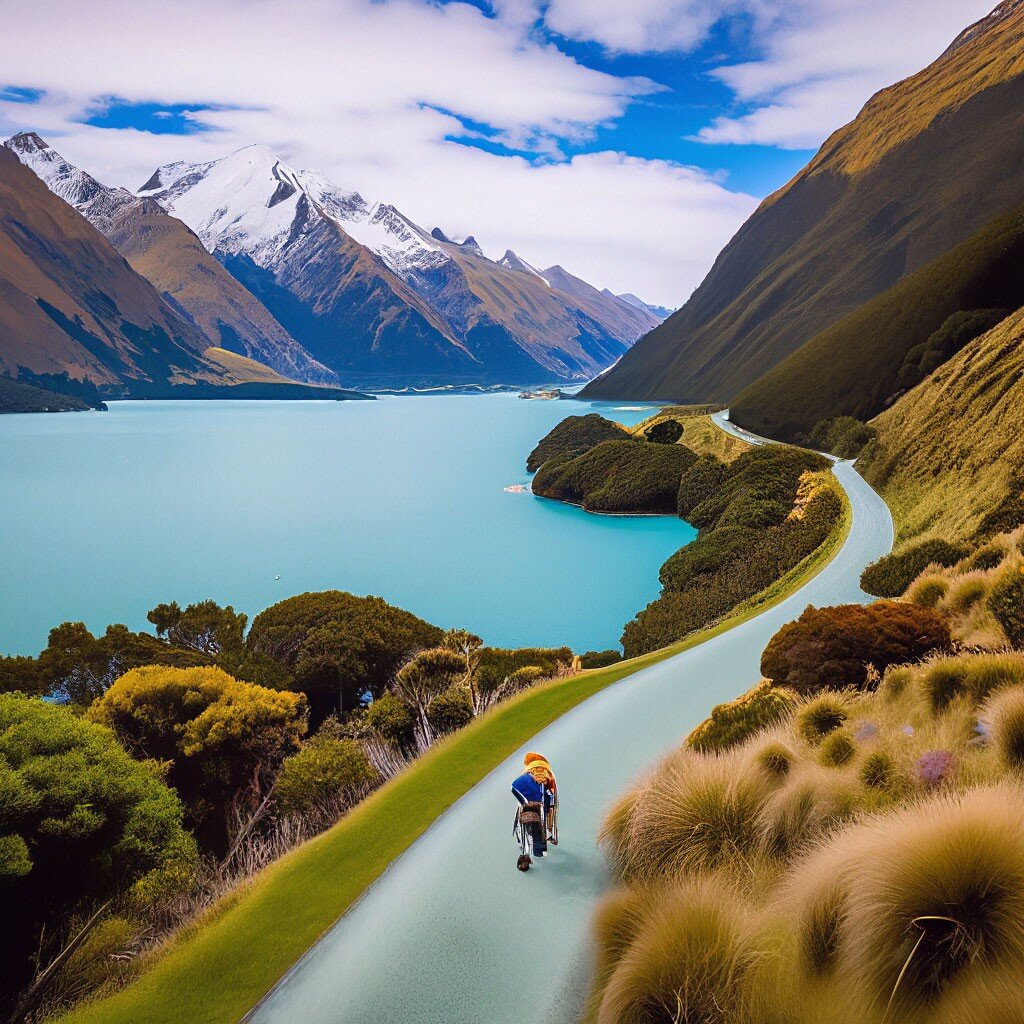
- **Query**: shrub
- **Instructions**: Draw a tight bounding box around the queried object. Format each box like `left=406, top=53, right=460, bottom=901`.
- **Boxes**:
left=808, top=416, right=876, bottom=459
left=623, top=752, right=769, bottom=881
left=988, top=561, right=1024, bottom=646
left=0, top=694, right=194, bottom=1005
left=476, top=646, right=571, bottom=701
left=275, top=735, right=378, bottom=818
left=818, top=728, right=856, bottom=767
left=963, top=539, right=1009, bottom=572
left=760, top=602, right=951, bottom=694
left=676, top=455, right=728, bottom=518
left=644, top=418, right=683, bottom=444
left=796, top=694, right=849, bottom=745
left=843, top=786, right=1024, bottom=1016
left=687, top=681, right=798, bottom=753
left=860, top=539, right=972, bottom=598
left=659, top=525, right=757, bottom=592
left=983, top=686, right=1024, bottom=770
left=579, top=649, right=622, bottom=670
left=532, top=439, right=697, bottom=514
left=906, top=573, right=948, bottom=609
left=425, top=686, right=473, bottom=735
left=526, top=413, right=629, bottom=472
left=595, top=876, right=762, bottom=1024
left=363, top=692, right=415, bottom=749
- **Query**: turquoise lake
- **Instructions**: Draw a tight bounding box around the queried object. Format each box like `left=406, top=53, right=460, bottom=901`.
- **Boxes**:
left=0, top=395, right=696, bottom=657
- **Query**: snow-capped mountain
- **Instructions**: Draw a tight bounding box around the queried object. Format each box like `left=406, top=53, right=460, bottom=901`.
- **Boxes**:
left=4, top=133, right=334, bottom=385
left=138, top=145, right=665, bottom=383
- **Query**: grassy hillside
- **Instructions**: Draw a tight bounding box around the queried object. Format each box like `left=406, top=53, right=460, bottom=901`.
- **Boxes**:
left=730, top=203, right=1024, bottom=439
left=858, top=305, right=1024, bottom=546
left=628, top=407, right=747, bottom=463
left=583, top=1, right=1024, bottom=404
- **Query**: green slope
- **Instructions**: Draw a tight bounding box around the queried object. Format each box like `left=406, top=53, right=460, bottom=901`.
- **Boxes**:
left=729, top=203, right=1024, bottom=439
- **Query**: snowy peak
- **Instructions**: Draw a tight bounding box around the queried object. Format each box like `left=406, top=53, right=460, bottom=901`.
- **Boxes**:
left=5, top=131, right=114, bottom=210
left=458, top=235, right=484, bottom=257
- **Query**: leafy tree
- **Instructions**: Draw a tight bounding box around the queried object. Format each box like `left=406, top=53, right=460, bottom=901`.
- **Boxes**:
left=442, top=628, right=483, bottom=709
left=392, top=648, right=465, bottom=744
left=275, top=734, right=378, bottom=821
left=677, top=455, right=728, bottom=518
left=0, top=656, right=46, bottom=696
left=475, top=647, right=572, bottom=710
left=579, top=650, right=623, bottom=670
left=147, top=599, right=247, bottom=655
left=807, top=417, right=876, bottom=458
left=760, top=602, right=952, bottom=694
left=0, top=694, right=194, bottom=1009
left=34, top=622, right=210, bottom=704
left=246, top=591, right=442, bottom=722
left=89, top=666, right=306, bottom=854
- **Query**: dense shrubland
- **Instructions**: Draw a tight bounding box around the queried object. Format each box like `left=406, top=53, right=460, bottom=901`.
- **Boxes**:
left=624, top=449, right=844, bottom=656
left=525, top=413, right=630, bottom=472
left=0, top=594, right=575, bottom=1020
left=588, top=603, right=1024, bottom=1024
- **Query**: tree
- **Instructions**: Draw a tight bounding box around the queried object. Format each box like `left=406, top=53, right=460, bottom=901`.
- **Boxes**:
left=392, top=648, right=465, bottom=746
left=147, top=599, right=247, bottom=655
left=426, top=687, right=473, bottom=736
left=442, top=628, right=483, bottom=711
left=760, top=602, right=952, bottom=694
left=89, top=666, right=306, bottom=855
left=0, top=694, right=194, bottom=1011
left=275, top=734, right=378, bottom=822
left=0, top=656, right=46, bottom=696
left=246, top=591, right=443, bottom=723
left=35, top=622, right=210, bottom=705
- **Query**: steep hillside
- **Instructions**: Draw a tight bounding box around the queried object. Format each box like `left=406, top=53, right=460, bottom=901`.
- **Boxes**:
left=0, top=147, right=232, bottom=394
left=0, top=375, right=97, bottom=413
left=584, top=0, right=1024, bottom=402
left=859, top=305, right=1024, bottom=545
left=141, top=147, right=660, bottom=384
left=730, top=203, right=1024, bottom=438
left=4, top=133, right=335, bottom=385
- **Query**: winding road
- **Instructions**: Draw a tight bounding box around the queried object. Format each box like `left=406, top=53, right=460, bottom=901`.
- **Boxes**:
left=249, top=427, right=893, bottom=1024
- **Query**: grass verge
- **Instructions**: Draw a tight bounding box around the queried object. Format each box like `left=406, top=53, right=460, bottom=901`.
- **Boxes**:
left=58, top=486, right=852, bottom=1024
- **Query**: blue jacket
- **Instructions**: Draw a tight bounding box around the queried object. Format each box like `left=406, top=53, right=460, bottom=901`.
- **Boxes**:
left=512, top=771, right=552, bottom=809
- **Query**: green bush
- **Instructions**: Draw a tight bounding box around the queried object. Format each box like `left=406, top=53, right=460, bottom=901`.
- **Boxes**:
left=363, top=692, right=415, bottom=749
left=988, top=561, right=1024, bottom=646
left=526, top=413, right=629, bottom=472
left=644, top=418, right=683, bottom=444
left=476, top=647, right=571, bottom=698
left=275, top=735, right=378, bottom=817
left=658, top=525, right=757, bottom=593
left=808, top=417, right=877, bottom=459
left=425, top=687, right=473, bottom=735
left=532, top=439, right=697, bottom=514
left=860, top=539, right=972, bottom=598
left=760, top=602, right=951, bottom=694
left=0, top=694, right=194, bottom=1005
left=580, top=650, right=623, bottom=670
left=687, top=682, right=798, bottom=753
left=963, top=539, right=1009, bottom=572
left=676, top=455, right=728, bottom=518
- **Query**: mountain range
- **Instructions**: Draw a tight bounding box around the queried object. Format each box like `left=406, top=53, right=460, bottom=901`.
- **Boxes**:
left=583, top=0, right=1024, bottom=412
left=0, top=133, right=665, bottom=406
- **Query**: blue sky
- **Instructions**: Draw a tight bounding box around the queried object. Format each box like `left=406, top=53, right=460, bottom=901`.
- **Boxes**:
left=0, top=0, right=995, bottom=305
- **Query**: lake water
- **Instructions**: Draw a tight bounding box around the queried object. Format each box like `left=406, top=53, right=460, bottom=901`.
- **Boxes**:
left=0, top=395, right=695, bottom=657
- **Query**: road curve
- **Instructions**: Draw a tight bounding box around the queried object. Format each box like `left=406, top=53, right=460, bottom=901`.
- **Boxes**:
left=249, top=455, right=893, bottom=1024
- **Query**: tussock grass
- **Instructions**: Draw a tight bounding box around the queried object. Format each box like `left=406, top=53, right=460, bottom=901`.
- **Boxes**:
left=753, top=739, right=795, bottom=780
left=620, top=750, right=770, bottom=882
left=796, top=693, right=850, bottom=745
left=595, top=876, right=768, bottom=1024
left=817, top=728, right=856, bottom=768
left=906, top=572, right=949, bottom=609
left=983, top=687, right=1024, bottom=771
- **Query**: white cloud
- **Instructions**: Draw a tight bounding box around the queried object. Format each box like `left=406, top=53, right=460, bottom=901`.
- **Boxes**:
left=0, top=0, right=755, bottom=307
left=692, top=0, right=997, bottom=148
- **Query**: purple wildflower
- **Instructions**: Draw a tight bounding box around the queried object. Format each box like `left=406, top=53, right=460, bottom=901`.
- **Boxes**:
left=917, top=749, right=955, bottom=788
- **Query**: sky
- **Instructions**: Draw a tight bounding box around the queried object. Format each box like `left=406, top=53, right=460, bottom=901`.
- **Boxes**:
left=0, top=0, right=996, bottom=307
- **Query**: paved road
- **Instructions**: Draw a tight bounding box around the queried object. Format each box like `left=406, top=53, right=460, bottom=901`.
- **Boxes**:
left=249, top=450, right=893, bottom=1024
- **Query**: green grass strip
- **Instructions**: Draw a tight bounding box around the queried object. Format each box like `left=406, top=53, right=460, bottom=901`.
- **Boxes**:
left=59, top=489, right=852, bottom=1024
